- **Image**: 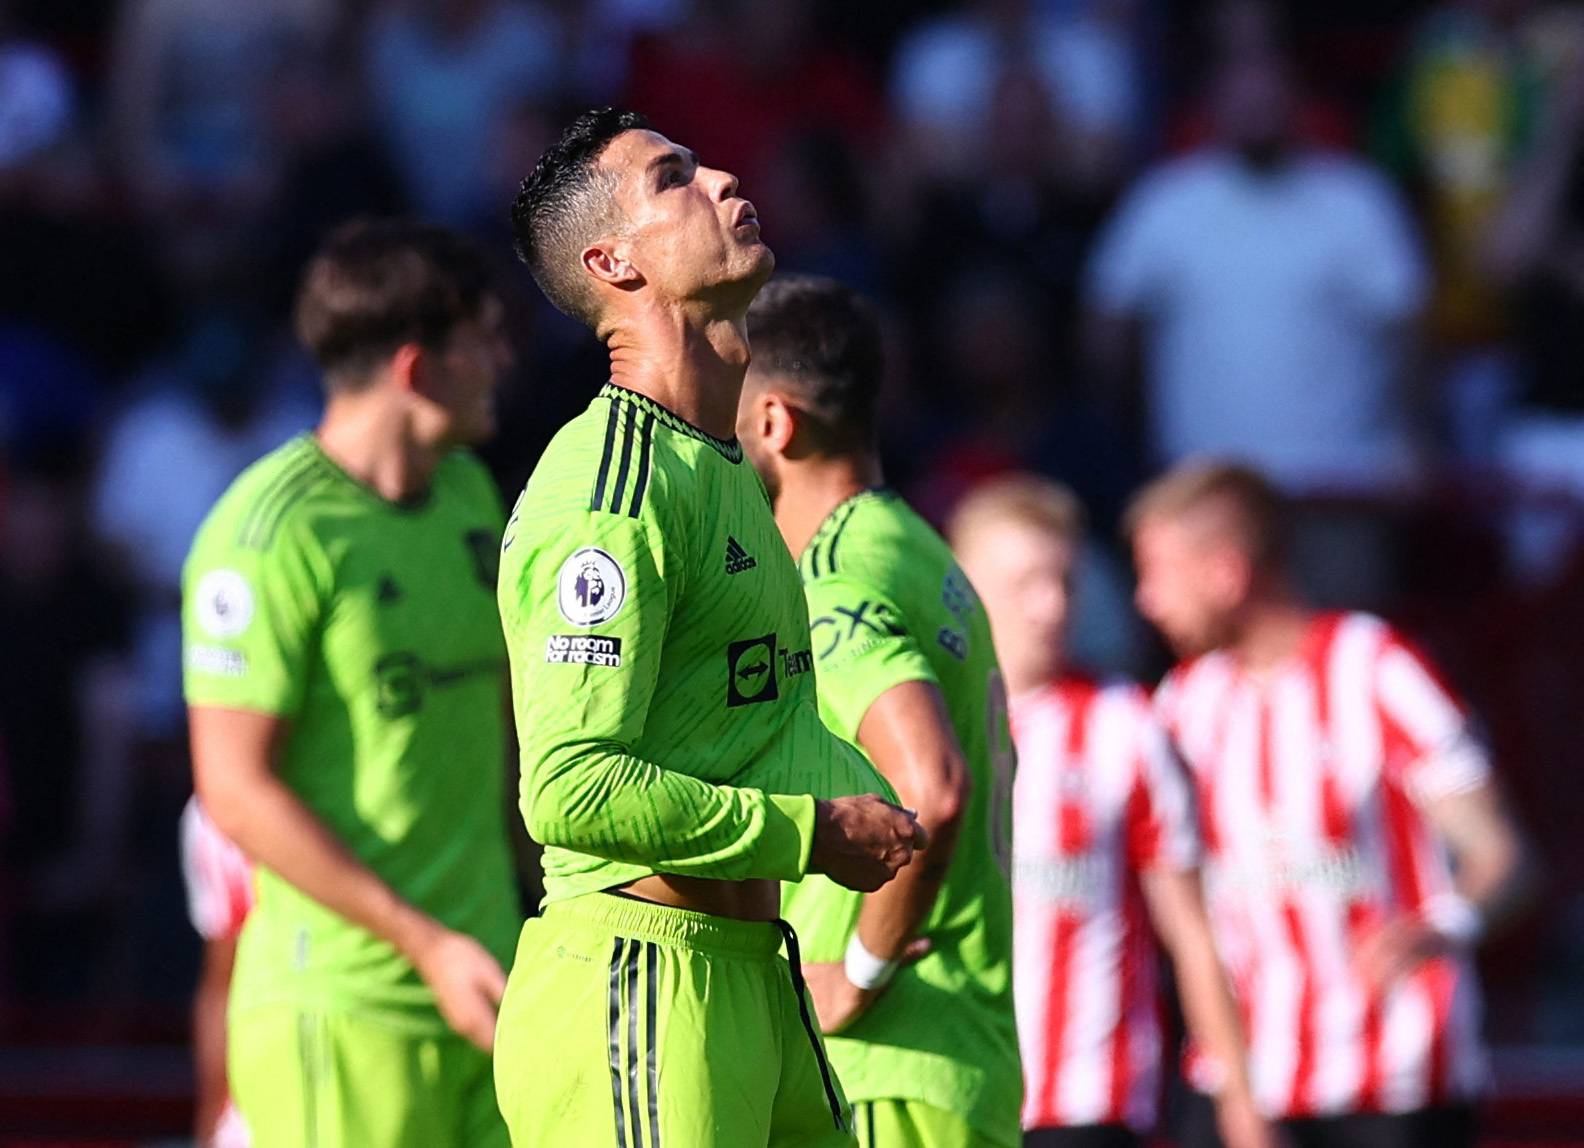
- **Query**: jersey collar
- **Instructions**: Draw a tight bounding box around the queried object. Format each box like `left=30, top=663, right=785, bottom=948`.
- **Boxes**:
left=800, top=487, right=891, bottom=579
left=598, top=384, right=743, bottom=463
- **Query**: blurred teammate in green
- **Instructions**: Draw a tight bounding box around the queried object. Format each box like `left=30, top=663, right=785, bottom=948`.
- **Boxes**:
left=183, top=220, right=521, bottom=1147
left=738, top=276, right=1021, bottom=1148
left=495, top=108, right=925, bottom=1148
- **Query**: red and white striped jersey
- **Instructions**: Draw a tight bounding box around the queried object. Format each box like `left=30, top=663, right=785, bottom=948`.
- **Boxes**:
left=180, top=797, right=254, bottom=943
left=1011, top=674, right=1199, bottom=1132
left=1156, top=611, right=1491, bottom=1119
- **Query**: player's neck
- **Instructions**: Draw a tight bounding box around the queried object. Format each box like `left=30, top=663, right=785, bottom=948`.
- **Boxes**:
left=772, top=457, right=882, bottom=562
left=1227, top=588, right=1312, bottom=677
left=605, top=304, right=749, bottom=440
left=316, top=395, right=443, bottom=504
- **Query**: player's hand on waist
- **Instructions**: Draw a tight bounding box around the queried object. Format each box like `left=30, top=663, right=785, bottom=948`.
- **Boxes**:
left=402, top=919, right=508, bottom=1052
left=810, top=796, right=927, bottom=893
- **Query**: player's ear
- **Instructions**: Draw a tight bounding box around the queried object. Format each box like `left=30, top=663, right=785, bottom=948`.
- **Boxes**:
left=389, top=342, right=425, bottom=396
left=764, top=394, right=798, bottom=454
left=582, top=241, right=643, bottom=290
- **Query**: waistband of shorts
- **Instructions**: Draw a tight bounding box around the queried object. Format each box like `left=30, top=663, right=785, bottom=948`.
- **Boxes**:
left=545, top=892, right=785, bottom=959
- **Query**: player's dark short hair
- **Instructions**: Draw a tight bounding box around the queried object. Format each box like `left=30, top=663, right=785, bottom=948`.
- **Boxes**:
left=746, top=274, right=884, bottom=455
left=511, top=107, right=651, bottom=332
left=295, top=218, right=497, bottom=391
left=1124, top=459, right=1292, bottom=569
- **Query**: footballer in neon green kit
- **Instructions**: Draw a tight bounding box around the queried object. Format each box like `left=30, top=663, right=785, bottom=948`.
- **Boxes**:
left=495, top=108, right=927, bottom=1148
left=739, top=277, right=1022, bottom=1148
left=183, top=221, right=521, bottom=1147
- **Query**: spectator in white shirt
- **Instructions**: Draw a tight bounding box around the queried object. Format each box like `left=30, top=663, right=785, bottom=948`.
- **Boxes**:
left=1085, top=49, right=1428, bottom=496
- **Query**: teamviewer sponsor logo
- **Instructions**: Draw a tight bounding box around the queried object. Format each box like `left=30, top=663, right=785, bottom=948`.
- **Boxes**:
left=545, top=634, right=624, bottom=668
left=727, top=632, right=778, bottom=707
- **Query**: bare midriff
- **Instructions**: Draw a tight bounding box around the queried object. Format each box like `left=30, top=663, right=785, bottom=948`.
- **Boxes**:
left=617, top=874, right=781, bottom=921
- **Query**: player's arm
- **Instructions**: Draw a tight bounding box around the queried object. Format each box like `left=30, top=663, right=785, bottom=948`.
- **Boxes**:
left=191, top=708, right=505, bottom=1050
left=184, top=526, right=504, bottom=1052
left=795, top=577, right=961, bottom=1029
left=1360, top=637, right=1539, bottom=988
left=1425, top=781, right=1535, bottom=931
left=1360, top=778, right=1537, bottom=989
left=1130, top=720, right=1275, bottom=1148
left=509, top=510, right=914, bottom=892
left=846, top=681, right=966, bottom=959
left=179, top=802, right=246, bottom=1147
left=1143, top=872, right=1273, bottom=1148
left=191, top=933, right=236, bottom=1146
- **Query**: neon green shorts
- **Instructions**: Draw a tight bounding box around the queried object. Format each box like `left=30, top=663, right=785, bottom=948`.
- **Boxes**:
left=494, top=893, right=856, bottom=1147
left=228, top=1006, right=506, bottom=1148
left=852, top=1099, right=1015, bottom=1148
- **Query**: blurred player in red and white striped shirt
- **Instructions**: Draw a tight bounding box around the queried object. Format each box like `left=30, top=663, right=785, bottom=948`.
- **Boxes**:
left=950, top=476, right=1272, bottom=1148
left=180, top=797, right=254, bottom=1148
left=1127, top=461, right=1534, bottom=1148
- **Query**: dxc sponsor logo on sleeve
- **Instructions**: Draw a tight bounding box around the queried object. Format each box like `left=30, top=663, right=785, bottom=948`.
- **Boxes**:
left=809, top=600, right=908, bottom=661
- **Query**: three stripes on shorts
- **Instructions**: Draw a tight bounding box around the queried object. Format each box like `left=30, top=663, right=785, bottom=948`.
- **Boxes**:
left=607, top=937, right=661, bottom=1148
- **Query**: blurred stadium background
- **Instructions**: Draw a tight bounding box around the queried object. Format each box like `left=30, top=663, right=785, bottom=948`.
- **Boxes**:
left=2, top=0, right=1584, bottom=1143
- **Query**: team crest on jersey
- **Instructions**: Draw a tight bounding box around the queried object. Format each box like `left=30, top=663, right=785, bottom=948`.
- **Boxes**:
left=556, top=547, right=627, bottom=627
left=195, top=569, right=254, bottom=638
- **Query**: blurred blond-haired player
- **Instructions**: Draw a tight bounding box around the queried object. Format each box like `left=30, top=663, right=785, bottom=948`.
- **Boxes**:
left=1127, top=461, right=1533, bottom=1148
left=949, top=475, right=1271, bottom=1148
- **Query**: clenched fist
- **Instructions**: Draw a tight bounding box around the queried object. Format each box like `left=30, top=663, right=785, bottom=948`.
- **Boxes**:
left=809, top=795, right=927, bottom=893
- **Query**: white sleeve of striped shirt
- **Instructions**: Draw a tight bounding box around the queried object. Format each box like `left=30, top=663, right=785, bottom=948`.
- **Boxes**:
left=179, top=798, right=254, bottom=942
left=1376, top=635, right=1493, bottom=805
left=1129, top=692, right=1201, bottom=872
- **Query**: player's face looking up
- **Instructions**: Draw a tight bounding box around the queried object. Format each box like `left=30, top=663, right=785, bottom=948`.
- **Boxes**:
left=957, top=517, right=1075, bottom=691
left=589, top=129, right=773, bottom=312
left=1131, top=512, right=1250, bottom=658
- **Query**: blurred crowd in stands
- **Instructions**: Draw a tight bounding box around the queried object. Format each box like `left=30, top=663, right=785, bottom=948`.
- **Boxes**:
left=2, top=0, right=1584, bottom=1074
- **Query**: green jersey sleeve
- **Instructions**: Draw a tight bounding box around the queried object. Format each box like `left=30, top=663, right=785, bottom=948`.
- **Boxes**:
left=182, top=511, right=328, bottom=717
left=503, top=503, right=817, bottom=881
left=804, top=573, right=939, bottom=742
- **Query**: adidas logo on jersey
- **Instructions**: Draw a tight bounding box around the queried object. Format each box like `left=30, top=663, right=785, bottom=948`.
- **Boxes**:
left=725, top=535, right=757, bottom=575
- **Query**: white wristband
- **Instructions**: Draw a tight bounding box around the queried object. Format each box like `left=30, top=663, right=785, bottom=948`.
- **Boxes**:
left=1422, top=893, right=1484, bottom=948
left=843, top=934, right=899, bottom=991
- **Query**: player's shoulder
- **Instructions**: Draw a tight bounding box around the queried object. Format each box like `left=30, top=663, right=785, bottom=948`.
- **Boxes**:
left=1333, top=610, right=1452, bottom=686
left=522, top=385, right=735, bottom=528
left=1156, top=648, right=1236, bottom=714
left=1091, top=673, right=1155, bottom=717
left=802, top=488, right=942, bottom=583
left=190, top=434, right=338, bottom=562
left=1045, top=670, right=1150, bottom=720
left=1332, top=609, right=1396, bottom=644
left=435, top=446, right=498, bottom=502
